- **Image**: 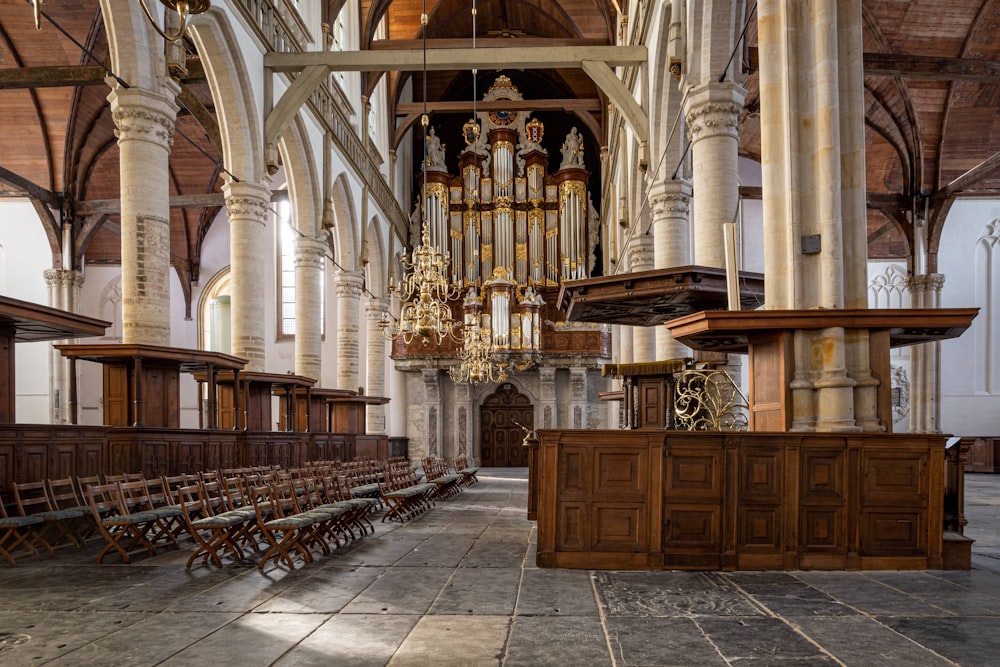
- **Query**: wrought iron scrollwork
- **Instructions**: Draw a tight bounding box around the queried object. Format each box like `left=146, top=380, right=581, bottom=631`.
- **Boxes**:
left=673, top=369, right=749, bottom=432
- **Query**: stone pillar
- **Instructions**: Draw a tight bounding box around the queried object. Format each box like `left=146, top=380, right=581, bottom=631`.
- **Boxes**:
left=651, top=179, right=693, bottom=361
left=570, top=366, right=589, bottom=429
left=453, top=380, right=474, bottom=461
left=626, top=234, right=656, bottom=362
left=294, top=236, right=326, bottom=381
left=758, top=0, right=871, bottom=431
left=538, top=366, right=557, bottom=430
left=365, top=296, right=390, bottom=433
left=335, top=270, right=364, bottom=391
left=109, top=86, right=179, bottom=345
left=224, top=180, right=271, bottom=371
left=685, top=82, right=745, bottom=268
left=422, top=368, right=442, bottom=459
left=907, top=274, right=945, bottom=433
left=44, top=269, right=84, bottom=423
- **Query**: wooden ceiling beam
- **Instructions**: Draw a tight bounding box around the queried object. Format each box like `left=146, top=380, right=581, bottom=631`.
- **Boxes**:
left=0, top=59, right=207, bottom=90
left=932, top=151, right=1000, bottom=204
left=0, top=166, right=61, bottom=207
left=371, top=37, right=609, bottom=50
left=395, top=98, right=601, bottom=115
left=863, top=53, right=1000, bottom=82
left=75, top=190, right=287, bottom=216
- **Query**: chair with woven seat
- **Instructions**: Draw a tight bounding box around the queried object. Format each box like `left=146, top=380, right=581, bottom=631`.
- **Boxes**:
left=84, top=482, right=159, bottom=564
left=173, top=483, right=248, bottom=569
left=47, top=476, right=97, bottom=543
left=250, top=482, right=315, bottom=571
left=11, top=480, right=87, bottom=550
left=117, top=479, right=183, bottom=551
left=0, top=500, right=47, bottom=567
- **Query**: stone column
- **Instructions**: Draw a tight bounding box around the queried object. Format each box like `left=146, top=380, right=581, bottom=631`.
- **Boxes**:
left=538, top=366, right=557, bottom=430
left=224, top=180, right=271, bottom=371
left=365, top=296, right=390, bottom=433
left=453, top=380, right=474, bottom=461
left=334, top=270, right=364, bottom=391
left=685, top=83, right=745, bottom=268
left=570, top=366, right=589, bottom=429
left=294, top=236, right=326, bottom=381
left=650, top=179, right=693, bottom=361
left=422, top=368, right=442, bottom=459
left=758, top=0, right=871, bottom=432
left=109, top=86, right=179, bottom=345
left=626, top=234, right=656, bottom=362
left=907, top=274, right=945, bottom=432
left=44, top=269, right=84, bottom=423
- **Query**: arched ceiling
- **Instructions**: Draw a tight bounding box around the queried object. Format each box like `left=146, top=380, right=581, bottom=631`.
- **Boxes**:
left=0, top=0, right=997, bottom=294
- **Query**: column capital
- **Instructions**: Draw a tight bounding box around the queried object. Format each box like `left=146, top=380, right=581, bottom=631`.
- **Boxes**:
left=907, top=273, right=945, bottom=293
left=685, top=82, right=747, bottom=143
left=295, top=235, right=327, bottom=268
left=625, top=234, right=655, bottom=270
left=43, top=268, right=85, bottom=290
left=108, top=86, right=180, bottom=150
left=223, top=181, right=271, bottom=224
left=366, top=295, right=391, bottom=318
left=335, top=269, right=365, bottom=298
left=649, top=180, right=692, bottom=217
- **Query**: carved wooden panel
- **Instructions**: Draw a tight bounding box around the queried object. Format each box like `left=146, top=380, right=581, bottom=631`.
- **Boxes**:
left=664, top=505, right=721, bottom=548
left=594, top=451, right=642, bottom=496
left=17, top=442, right=47, bottom=483
left=559, top=447, right=588, bottom=495
left=557, top=502, right=587, bottom=550
left=665, top=450, right=723, bottom=500
left=740, top=448, right=783, bottom=502
left=862, top=451, right=927, bottom=506
left=801, top=507, right=844, bottom=550
left=593, top=503, right=644, bottom=551
left=48, top=442, right=77, bottom=480
left=638, top=379, right=662, bottom=428
left=801, top=449, right=845, bottom=500
left=77, top=441, right=103, bottom=478
left=861, top=510, right=926, bottom=555
left=104, top=364, right=130, bottom=426
left=0, top=441, right=12, bottom=499
left=739, top=506, right=782, bottom=550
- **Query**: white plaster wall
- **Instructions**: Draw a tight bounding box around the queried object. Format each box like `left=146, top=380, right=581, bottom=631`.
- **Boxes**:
left=0, top=200, right=52, bottom=423
left=938, top=199, right=1000, bottom=437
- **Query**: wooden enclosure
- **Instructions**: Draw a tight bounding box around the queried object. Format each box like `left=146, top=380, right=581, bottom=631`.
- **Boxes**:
left=534, top=429, right=948, bottom=571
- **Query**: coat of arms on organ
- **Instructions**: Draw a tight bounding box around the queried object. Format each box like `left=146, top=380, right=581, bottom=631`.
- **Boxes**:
left=399, top=76, right=604, bottom=367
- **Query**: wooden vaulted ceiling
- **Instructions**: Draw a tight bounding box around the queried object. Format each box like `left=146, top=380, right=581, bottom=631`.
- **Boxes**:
left=0, top=0, right=997, bottom=300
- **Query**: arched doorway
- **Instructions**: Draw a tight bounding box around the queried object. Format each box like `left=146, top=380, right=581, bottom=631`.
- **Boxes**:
left=480, top=383, right=534, bottom=467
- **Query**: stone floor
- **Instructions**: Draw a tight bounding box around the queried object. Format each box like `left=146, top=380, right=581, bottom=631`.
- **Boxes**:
left=0, top=469, right=998, bottom=666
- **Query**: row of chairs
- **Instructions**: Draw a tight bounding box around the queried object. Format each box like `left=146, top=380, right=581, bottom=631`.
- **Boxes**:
left=1, top=457, right=479, bottom=569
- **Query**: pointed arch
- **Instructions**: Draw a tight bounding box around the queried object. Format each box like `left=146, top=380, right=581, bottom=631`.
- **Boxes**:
left=279, top=117, right=323, bottom=238
left=187, top=9, right=266, bottom=183
left=330, top=174, right=359, bottom=269
left=364, top=215, right=387, bottom=297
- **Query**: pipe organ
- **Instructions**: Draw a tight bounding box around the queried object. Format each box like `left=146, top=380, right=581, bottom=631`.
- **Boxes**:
left=409, top=76, right=598, bottom=361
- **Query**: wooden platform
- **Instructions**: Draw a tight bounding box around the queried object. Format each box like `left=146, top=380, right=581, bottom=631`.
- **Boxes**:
left=534, top=429, right=951, bottom=571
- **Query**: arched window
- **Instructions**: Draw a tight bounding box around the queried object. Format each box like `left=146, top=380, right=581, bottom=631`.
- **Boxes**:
left=199, top=268, right=231, bottom=352
left=275, top=194, right=325, bottom=338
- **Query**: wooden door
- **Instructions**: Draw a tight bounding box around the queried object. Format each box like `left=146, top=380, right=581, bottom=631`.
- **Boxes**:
left=480, top=383, right=534, bottom=467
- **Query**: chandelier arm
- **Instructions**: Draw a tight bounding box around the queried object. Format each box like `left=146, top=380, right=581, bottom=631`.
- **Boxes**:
left=138, top=0, right=190, bottom=43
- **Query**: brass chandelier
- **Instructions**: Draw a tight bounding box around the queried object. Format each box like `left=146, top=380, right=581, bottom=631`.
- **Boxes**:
left=449, top=288, right=509, bottom=384
left=380, top=0, right=460, bottom=346
left=32, top=0, right=211, bottom=42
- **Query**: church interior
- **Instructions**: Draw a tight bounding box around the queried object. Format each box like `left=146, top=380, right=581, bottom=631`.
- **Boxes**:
left=1, top=0, right=1000, bottom=662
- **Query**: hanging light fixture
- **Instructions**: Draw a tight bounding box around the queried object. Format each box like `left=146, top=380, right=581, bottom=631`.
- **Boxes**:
left=449, top=288, right=508, bottom=384
left=31, top=1, right=210, bottom=42
left=381, top=0, right=460, bottom=346
left=139, top=0, right=211, bottom=42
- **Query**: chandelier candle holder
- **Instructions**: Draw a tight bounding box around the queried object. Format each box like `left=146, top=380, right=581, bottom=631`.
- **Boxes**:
left=449, top=288, right=509, bottom=384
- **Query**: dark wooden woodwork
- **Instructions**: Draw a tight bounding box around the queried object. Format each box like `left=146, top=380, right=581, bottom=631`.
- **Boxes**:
left=192, top=371, right=315, bottom=431
left=601, top=359, right=690, bottom=429
left=481, top=383, right=534, bottom=467
left=328, top=395, right=389, bottom=434
left=276, top=387, right=356, bottom=432
left=0, top=296, right=109, bottom=425
left=558, top=266, right=766, bottom=327
left=534, top=429, right=951, bottom=571
left=964, top=436, right=1000, bottom=473
left=55, top=344, right=246, bottom=428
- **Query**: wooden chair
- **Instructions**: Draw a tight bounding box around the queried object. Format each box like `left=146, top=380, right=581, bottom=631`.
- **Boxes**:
left=173, top=483, right=248, bottom=569
left=250, top=481, right=315, bottom=571
left=451, top=456, right=481, bottom=487
left=117, top=479, right=182, bottom=551
left=377, top=462, right=437, bottom=523
left=421, top=458, right=463, bottom=500
left=0, top=499, right=47, bottom=566
left=11, top=480, right=86, bottom=549
left=47, top=476, right=97, bottom=543
left=84, top=482, right=159, bottom=564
